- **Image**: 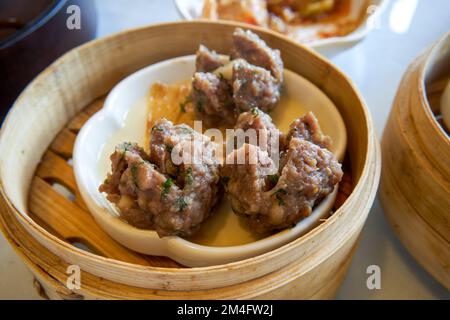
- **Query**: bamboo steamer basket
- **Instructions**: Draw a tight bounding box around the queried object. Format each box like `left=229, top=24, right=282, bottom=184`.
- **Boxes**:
left=380, top=32, right=450, bottom=290
left=0, top=21, right=380, bottom=299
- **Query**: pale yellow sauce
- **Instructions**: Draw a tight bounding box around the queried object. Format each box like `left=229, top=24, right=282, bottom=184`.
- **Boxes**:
left=99, top=80, right=337, bottom=247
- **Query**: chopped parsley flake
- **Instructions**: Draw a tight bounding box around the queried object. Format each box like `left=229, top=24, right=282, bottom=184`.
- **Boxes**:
left=152, top=126, right=163, bottom=132
left=178, top=126, right=192, bottom=134
left=179, top=95, right=192, bottom=113
left=175, top=196, right=188, bottom=212
left=122, top=142, right=133, bottom=153
left=185, top=167, right=193, bottom=185
left=251, top=107, right=259, bottom=117
left=131, top=162, right=145, bottom=187
left=161, top=178, right=174, bottom=199
left=273, top=188, right=287, bottom=206
left=196, top=100, right=204, bottom=113
left=268, top=174, right=279, bottom=185
left=130, top=164, right=139, bottom=186
left=221, top=176, right=230, bottom=185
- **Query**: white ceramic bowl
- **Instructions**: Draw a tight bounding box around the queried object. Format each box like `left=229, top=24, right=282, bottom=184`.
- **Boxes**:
left=175, top=0, right=388, bottom=55
left=73, top=55, right=347, bottom=267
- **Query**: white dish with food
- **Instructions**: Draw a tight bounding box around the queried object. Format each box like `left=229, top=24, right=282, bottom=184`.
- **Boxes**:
left=176, top=0, right=388, bottom=51
left=74, top=39, right=347, bottom=267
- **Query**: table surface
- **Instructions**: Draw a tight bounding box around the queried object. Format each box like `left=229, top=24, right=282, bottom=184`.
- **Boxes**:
left=0, top=0, right=449, bottom=300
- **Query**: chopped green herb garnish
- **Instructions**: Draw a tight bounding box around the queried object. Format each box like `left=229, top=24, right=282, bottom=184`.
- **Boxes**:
left=273, top=188, right=287, bottom=196
left=175, top=196, right=188, bottom=212
left=165, top=144, right=173, bottom=153
left=131, top=164, right=139, bottom=187
left=161, top=178, right=174, bottom=199
left=273, top=188, right=287, bottom=206
left=152, top=126, right=163, bottom=132
left=103, top=178, right=109, bottom=185
left=196, top=100, right=204, bottom=113
left=221, top=176, right=230, bottom=185
left=178, top=126, right=193, bottom=134
left=179, top=95, right=192, bottom=113
left=185, top=167, right=193, bottom=185
left=122, top=142, right=133, bottom=153
left=268, top=174, right=279, bottom=184
left=251, top=107, right=259, bottom=117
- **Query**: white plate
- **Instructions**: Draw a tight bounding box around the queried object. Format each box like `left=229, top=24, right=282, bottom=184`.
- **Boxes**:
left=73, top=55, right=347, bottom=267
left=175, top=0, right=388, bottom=53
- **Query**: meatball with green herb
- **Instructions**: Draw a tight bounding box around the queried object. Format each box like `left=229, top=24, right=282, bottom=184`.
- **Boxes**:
left=221, top=110, right=342, bottom=234
left=99, top=119, right=222, bottom=237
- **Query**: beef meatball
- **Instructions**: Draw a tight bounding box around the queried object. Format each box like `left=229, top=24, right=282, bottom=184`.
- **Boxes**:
left=286, top=111, right=331, bottom=149
left=196, top=44, right=229, bottom=72
left=232, top=59, right=281, bottom=113
left=222, top=111, right=342, bottom=233
left=231, top=28, right=284, bottom=84
left=99, top=119, right=222, bottom=237
left=222, top=143, right=278, bottom=217
left=191, top=72, right=236, bottom=126
left=231, top=107, right=283, bottom=157
left=191, top=28, right=284, bottom=126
